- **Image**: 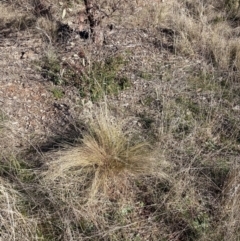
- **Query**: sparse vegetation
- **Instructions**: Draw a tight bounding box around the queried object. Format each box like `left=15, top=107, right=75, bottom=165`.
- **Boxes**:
left=0, top=2, right=36, bottom=31
left=40, top=51, right=130, bottom=101
left=0, top=177, right=38, bottom=241
left=1, top=0, right=240, bottom=240
left=40, top=50, right=62, bottom=84
left=80, top=55, right=131, bottom=101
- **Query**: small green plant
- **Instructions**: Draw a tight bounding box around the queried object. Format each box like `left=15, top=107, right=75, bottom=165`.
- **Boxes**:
left=0, top=156, right=35, bottom=183
left=138, top=71, right=153, bottom=80
left=80, top=55, right=131, bottom=101
left=41, top=52, right=62, bottom=84
left=50, top=87, right=64, bottom=99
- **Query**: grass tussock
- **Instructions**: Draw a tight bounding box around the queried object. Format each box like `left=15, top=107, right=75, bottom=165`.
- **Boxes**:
left=44, top=107, right=156, bottom=197
left=36, top=107, right=168, bottom=240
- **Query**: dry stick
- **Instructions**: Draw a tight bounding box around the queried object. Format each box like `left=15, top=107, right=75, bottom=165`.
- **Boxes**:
left=83, top=0, right=106, bottom=45
left=83, top=0, right=127, bottom=45
left=83, top=0, right=96, bottom=34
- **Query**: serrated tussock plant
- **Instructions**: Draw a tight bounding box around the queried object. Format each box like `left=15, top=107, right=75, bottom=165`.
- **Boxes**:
left=44, top=107, right=155, bottom=196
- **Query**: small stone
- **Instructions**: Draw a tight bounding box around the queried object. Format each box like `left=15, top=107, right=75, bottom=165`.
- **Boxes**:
left=233, top=105, right=240, bottom=111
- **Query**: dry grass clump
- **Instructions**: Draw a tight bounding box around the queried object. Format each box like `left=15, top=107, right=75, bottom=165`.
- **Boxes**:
left=37, top=107, right=169, bottom=240
left=0, top=2, right=36, bottom=31
left=0, top=3, right=23, bottom=29
left=0, top=177, right=37, bottom=241
left=37, top=172, right=168, bottom=240
left=173, top=1, right=240, bottom=71
left=129, top=0, right=240, bottom=73
left=219, top=164, right=240, bottom=241
left=44, top=107, right=156, bottom=197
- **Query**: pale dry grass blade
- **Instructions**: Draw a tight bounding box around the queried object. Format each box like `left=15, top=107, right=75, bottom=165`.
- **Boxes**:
left=0, top=178, right=37, bottom=241
left=220, top=164, right=240, bottom=241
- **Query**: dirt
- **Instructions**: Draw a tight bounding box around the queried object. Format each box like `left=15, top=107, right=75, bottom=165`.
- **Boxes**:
left=0, top=29, right=82, bottom=151
left=0, top=1, right=195, bottom=154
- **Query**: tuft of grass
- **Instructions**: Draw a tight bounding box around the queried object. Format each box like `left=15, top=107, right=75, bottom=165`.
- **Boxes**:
left=40, top=50, right=62, bottom=84
left=80, top=55, right=131, bottom=101
left=44, top=106, right=154, bottom=196
left=50, top=87, right=64, bottom=99
left=0, top=156, right=35, bottom=183
left=219, top=164, right=240, bottom=241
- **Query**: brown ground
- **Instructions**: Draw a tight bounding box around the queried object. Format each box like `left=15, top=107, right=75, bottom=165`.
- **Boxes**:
left=0, top=1, right=179, bottom=151
left=0, top=26, right=81, bottom=150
